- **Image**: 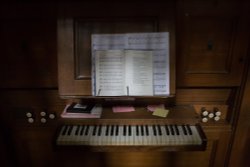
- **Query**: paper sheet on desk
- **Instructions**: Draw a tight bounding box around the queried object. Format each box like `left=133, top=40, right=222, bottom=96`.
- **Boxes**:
left=112, top=106, right=135, bottom=113
left=152, top=108, right=169, bottom=118
left=147, top=104, right=165, bottom=112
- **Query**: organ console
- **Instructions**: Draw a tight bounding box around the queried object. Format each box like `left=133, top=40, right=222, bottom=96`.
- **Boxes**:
left=55, top=105, right=207, bottom=151
left=55, top=5, right=208, bottom=153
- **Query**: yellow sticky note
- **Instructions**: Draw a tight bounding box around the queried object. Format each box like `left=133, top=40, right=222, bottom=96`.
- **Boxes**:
left=152, top=108, right=169, bottom=118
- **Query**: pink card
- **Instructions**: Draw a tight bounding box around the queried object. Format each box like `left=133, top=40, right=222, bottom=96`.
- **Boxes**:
left=147, top=104, right=165, bottom=112
left=112, top=106, right=135, bottom=113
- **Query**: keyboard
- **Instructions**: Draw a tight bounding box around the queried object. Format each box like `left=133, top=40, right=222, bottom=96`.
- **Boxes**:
left=56, top=124, right=206, bottom=151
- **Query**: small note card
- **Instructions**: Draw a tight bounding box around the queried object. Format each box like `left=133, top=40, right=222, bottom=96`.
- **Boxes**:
left=152, top=108, right=169, bottom=118
left=147, top=104, right=165, bottom=112
left=112, top=106, right=135, bottom=113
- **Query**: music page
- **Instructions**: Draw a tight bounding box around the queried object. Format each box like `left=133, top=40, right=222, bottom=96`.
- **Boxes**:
left=95, top=50, right=126, bottom=96
left=125, top=50, right=153, bottom=96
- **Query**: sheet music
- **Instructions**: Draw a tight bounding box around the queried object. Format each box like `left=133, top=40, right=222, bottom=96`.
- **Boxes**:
left=95, top=50, right=126, bottom=96
left=92, top=34, right=126, bottom=95
left=125, top=50, right=153, bottom=96
left=92, top=32, right=170, bottom=96
left=125, top=33, right=170, bottom=95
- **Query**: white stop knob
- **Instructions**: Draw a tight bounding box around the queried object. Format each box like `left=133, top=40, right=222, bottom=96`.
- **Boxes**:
left=202, top=110, right=208, bottom=116
left=26, top=112, right=32, bottom=118
left=28, top=118, right=34, bottom=123
left=40, top=111, right=46, bottom=117
left=214, top=116, right=220, bottom=121
left=202, top=117, right=208, bottom=123
left=215, top=111, right=221, bottom=116
left=40, top=118, right=47, bottom=123
left=49, top=113, right=56, bottom=119
left=208, top=112, right=214, bottom=118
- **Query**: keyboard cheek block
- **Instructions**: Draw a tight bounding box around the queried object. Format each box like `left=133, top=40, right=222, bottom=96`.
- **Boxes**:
left=55, top=124, right=207, bottom=151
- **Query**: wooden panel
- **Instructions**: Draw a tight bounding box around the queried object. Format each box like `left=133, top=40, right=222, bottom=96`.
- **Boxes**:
left=183, top=16, right=235, bottom=74
left=175, top=88, right=232, bottom=105
left=229, top=55, right=250, bottom=167
left=177, top=3, right=248, bottom=87
left=0, top=19, right=57, bottom=88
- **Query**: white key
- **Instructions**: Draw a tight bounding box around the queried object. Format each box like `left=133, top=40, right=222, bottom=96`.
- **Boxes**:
left=86, top=126, right=94, bottom=145
left=160, top=126, right=167, bottom=145
left=74, top=125, right=81, bottom=145
left=190, top=126, right=202, bottom=145
left=131, top=126, right=137, bottom=145
left=101, top=125, right=107, bottom=145
left=65, top=125, right=74, bottom=145
left=90, top=125, right=98, bottom=145
left=127, top=125, right=134, bottom=145
left=57, top=125, right=67, bottom=145
left=112, top=125, right=119, bottom=145
left=185, top=125, right=193, bottom=145
left=148, top=126, right=156, bottom=145
left=120, top=125, right=126, bottom=145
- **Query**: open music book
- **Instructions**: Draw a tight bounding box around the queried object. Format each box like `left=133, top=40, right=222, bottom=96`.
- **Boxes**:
left=92, top=32, right=170, bottom=96
left=95, top=50, right=153, bottom=96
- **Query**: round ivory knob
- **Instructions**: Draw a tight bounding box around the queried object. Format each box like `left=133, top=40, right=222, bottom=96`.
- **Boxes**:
left=49, top=113, right=56, bottom=119
left=40, top=111, right=46, bottom=117
left=215, top=111, right=221, bottom=116
left=28, top=118, right=34, bottom=123
left=214, top=116, right=220, bottom=121
left=202, top=117, right=208, bottom=123
left=202, top=110, right=209, bottom=116
left=40, top=118, right=47, bottom=123
left=26, top=112, right=33, bottom=118
left=208, top=112, right=214, bottom=118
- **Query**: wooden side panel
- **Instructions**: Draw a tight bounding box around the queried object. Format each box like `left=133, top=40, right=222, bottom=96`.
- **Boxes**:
left=0, top=19, right=57, bottom=88
left=177, top=3, right=248, bottom=86
left=229, top=55, right=250, bottom=167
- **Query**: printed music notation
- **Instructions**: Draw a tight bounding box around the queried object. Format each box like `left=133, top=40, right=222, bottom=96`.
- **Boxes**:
left=92, top=32, right=170, bottom=96
left=95, top=50, right=153, bottom=96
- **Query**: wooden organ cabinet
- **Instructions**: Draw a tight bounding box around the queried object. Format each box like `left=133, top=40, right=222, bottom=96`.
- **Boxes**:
left=0, top=1, right=249, bottom=167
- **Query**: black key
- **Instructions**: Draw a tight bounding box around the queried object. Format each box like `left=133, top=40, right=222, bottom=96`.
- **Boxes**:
left=157, top=125, right=162, bottom=136
left=165, top=125, right=170, bottom=135
left=170, top=125, right=175, bottom=135
left=75, top=125, right=80, bottom=135
left=106, top=125, right=110, bottom=136
left=85, top=125, right=90, bottom=135
left=123, top=125, right=127, bottom=136
left=129, top=125, right=132, bottom=136
left=111, top=125, right=114, bottom=136
left=115, top=125, right=119, bottom=136
left=62, top=125, right=68, bottom=136
left=92, top=125, right=97, bottom=136
left=67, top=125, right=73, bottom=135
left=80, top=125, right=85, bottom=135
left=136, top=125, right=139, bottom=136
left=174, top=125, right=180, bottom=135
left=145, top=125, right=149, bottom=136
left=152, top=125, right=157, bottom=136
left=140, top=125, right=144, bottom=136
left=186, top=124, right=193, bottom=135
left=98, top=125, right=102, bottom=136
left=182, top=125, right=187, bottom=135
